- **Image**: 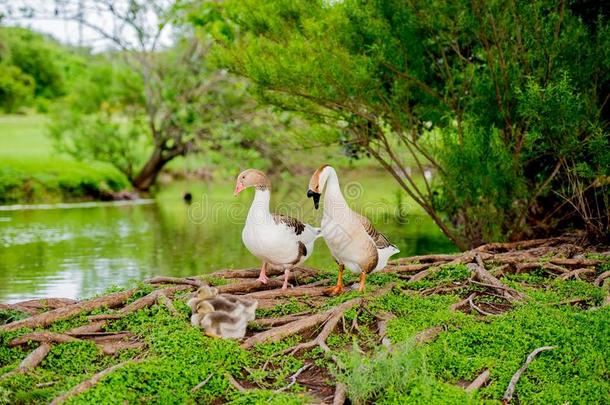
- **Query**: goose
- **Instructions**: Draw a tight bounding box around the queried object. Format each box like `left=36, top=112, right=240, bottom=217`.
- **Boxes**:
left=235, top=169, right=321, bottom=289
left=307, top=165, right=399, bottom=294
left=188, top=286, right=257, bottom=326
left=194, top=301, right=250, bottom=339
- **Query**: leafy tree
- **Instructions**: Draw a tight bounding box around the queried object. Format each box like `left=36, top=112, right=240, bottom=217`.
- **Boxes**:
left=201, top=0, right=610, bottom=248
left=38, top=0, right=312, bottom=191
left=0, top=27, right=68, bottom=111
left=0, top=64, right=34, bottom=112
left=0, top=27, right=66, bottom=98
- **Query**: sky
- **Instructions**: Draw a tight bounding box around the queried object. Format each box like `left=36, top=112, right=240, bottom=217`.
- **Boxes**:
left=0, top=0, right=174, bottom=52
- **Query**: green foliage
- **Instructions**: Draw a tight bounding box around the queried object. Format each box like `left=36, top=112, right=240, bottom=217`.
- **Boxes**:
left=373, top=292, right=471, bottom=342
left=0, top=64, right=35, bottom=112
left=206, top=0, right=610, bottom=246
left=0, top=158, right=130, bottom=204
left=425, top=303, right=610, bottom=403
left=0, top=27, right=71, bottom=112
left=337, top=343, right=476, bottom=404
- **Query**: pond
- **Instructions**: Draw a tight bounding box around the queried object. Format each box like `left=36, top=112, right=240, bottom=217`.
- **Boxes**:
left=0, top=171, right=456, bottom=303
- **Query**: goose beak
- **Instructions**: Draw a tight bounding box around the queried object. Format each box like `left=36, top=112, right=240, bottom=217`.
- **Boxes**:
left=234, top=182, right=245, bottom=196
left=307, top=189, right=321, bottom=209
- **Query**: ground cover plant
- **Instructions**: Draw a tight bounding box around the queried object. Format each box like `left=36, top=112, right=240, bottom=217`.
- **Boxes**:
left=0, top=234, right=608, bottom=404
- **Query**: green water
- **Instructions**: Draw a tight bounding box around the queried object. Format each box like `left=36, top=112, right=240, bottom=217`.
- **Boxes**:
left=0, top=173, right=456, bottom=303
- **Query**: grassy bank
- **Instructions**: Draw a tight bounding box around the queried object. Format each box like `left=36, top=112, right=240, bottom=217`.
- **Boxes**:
left=0, top=115, right=129, bottom=204
left=0, top=239, right=608, bottom=404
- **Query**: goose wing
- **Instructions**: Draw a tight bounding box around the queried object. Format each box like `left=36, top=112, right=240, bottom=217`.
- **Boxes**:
left=356, top=214, right=393, bottom=249
left=272, top=213, right=305, bottom=235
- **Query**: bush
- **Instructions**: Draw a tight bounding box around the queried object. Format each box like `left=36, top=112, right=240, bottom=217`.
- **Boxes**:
left=0, top=64, right=35, bottom=112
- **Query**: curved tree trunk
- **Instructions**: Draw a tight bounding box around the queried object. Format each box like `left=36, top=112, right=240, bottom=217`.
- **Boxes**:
left=132, top=148, right=171, bottom=192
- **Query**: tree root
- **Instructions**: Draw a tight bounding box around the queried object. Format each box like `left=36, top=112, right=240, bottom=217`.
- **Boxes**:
left=468, top=295, right=498, bottom=316
left=0, top=298, right=77, bottom=315
left=0, top=288, right=138, bottom=332
left=88, top=286, right=190, bottom=321
left=450, top=293, right=477, bottom=312
left=221, top=268, right=318, bottom=294
left=465, top=369, right=490, bottom=392
left=594, top=271, right=610, bottom=287
left=470, top=255, right=525, bottom=301
left=191, top=374, right=212, bottom=393
left=0, top=343, right=52, bottom=381
left=274, top=363, right=312, bottom=393
left=245, top=286, right=328, bottom=300
left=242, top=284, right=394, bottom=349
left=333, top=382, right=347, bottom=405
left=559, top=268, right=595, bottom=281
left=213, top=266, right=316, bottom=279
left=253, top=313, right=310, bottom=328
left=502, top=346, right=555, bottom=404
left=376, top=312, right=395, bottom=351
left=144, top=276, right=203, bottom=287
left=226, top=373, right=246, bottom=392
left=9, top=331, right=143, bottom=355
left=10, top=332, right=80, bottom=346
left=412, top=326, right=443, bottom=345
left=50, top=359, right=142, bottom=405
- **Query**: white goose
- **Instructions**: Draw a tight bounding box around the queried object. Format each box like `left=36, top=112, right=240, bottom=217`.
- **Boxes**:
left=235, top=169, right=321, bottom=289
left=307, top=165, right=399, bottom=294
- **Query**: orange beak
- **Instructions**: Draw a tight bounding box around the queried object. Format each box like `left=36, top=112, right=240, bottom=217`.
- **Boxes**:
left=234, top=182, right=245, bottom=196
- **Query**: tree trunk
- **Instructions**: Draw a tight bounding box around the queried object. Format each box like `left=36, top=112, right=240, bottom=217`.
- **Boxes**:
left=132, top=147, right=171, bottom=192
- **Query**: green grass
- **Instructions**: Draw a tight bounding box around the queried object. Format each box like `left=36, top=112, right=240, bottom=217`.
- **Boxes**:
left=0, top=115, right=129, bottom=204
left=0, top=267, right=608, bottom=404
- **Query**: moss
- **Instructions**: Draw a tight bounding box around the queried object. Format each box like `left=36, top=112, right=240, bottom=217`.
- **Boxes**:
left=256, top=299, right=309, bottom=318
left=425, top=302, right=610, bottom=403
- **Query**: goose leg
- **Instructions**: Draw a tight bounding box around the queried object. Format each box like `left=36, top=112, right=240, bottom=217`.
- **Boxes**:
left=257, top=261, right=269, bottom=284
left=358, top=271, right=367, bottom=292
left=326, top=263, right=344, bottom=295
left=282, top=268, right=291, bottom=290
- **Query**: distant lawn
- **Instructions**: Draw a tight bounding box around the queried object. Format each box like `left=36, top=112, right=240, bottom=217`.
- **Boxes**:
left=0, top=115, right=129, bottom=204
left=0, top=115, right=54, bottom=159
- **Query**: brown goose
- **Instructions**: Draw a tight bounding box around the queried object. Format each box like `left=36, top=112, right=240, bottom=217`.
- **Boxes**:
left=307, top=165, right=399, bottom=294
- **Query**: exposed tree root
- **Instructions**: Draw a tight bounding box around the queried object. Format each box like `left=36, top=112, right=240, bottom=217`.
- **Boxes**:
left=332, top=382, right=347, bottom=405
left=376, top=312, right=395, bottom=351
left=8, top=331, right=143, bottom=355
left=243, top=284, right=394, bottom=350
left=213, top=266, right=316, bottom=279
left=275, top=363, right=312, bottom=393
left=0, top=343, right=51, bottom=381
left=465, top=369, right=490, bottom=392
left=468, top=295, right=498, bottom=316
left=226, top=373, right=247, bottom=392
left=0, top=234, right=606, bottom=403
left=88, top=286, right=190, bottom=321
left=217, top=269, right=318, bottom=294
left=144, top=276, right=203, bottom=287
left=450, top=293, right=477, bottom=312
left=0, top=303, right=37, bottom=315
left=412, top=326, right=443, bottom=345
left=559, top=268, right=595, bottom=281
left=0, top=288, right=137, bottom=332
left=469, top=255, right=525, bottom=301
left=191, top=374, right=212, bottom=393
left=50, top=359, right=142, bottom=405
left=245, top=286, right=328, bottom=300
left=502, top=346, right=555, bottom=404
left=253, top=313, right=310, bottom=327
left=10, top=332, right=80, bottom=346
left=67, top=321, right=107, bottom=334
left=594, top=271, right=610, bottom=287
